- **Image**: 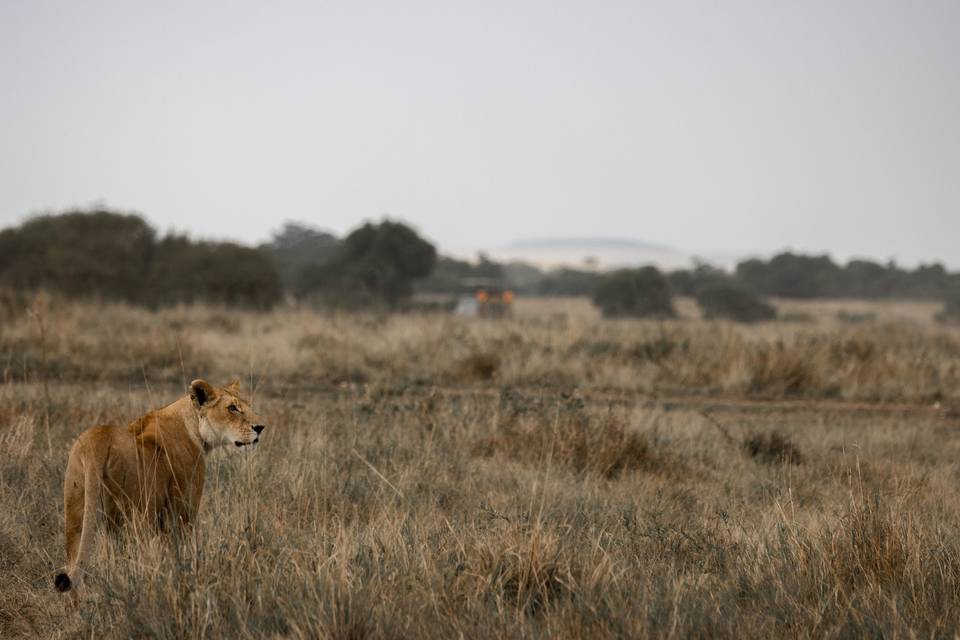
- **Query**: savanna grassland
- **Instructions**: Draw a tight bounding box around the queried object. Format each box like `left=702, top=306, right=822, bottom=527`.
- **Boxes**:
left=2, top=294, right=960, bottom=638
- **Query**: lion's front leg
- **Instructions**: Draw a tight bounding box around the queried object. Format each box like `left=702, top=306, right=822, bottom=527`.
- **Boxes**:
left=167, top=475, right=201, bottom=537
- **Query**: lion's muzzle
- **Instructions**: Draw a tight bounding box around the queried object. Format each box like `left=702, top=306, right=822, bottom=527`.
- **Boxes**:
left=234, top=426, right=264, bottom=447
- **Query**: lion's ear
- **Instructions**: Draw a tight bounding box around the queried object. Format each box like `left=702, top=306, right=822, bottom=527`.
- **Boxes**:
left=191, top=379, right=216, bottom=407
left=225, top=379, right=241, bottom=395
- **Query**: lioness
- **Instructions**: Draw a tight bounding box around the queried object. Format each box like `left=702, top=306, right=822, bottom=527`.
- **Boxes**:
left=54, top=379, right=265, bottom=593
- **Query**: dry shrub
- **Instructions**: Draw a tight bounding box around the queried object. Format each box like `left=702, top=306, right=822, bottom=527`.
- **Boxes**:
left=468, top=527, right=569, bottom=616
left=742, top=431, right=803, bottom=465
left=321, top=361, right=372, bottom=385
left=828, top=336, right=878, bottom=363
left=0, top=287, right=29, bottom=323
left=474, top=394, right=672, bottom=479
left=836, top=310, right=877, bottom=324
left=453, top=351, right=499, bottom=382
left=168, top=310, right=241, bottom=334
left=828, top=491, right=910, bottom=588
left=778, top=311, right=815, bottom=323
left=482, top=529, right=564, bottom=614
left=549, top=415, right=660, bottom=479
left=636, top=507, right=738, bottom=576
left=572, top=335, right=682, bottom=364
left=296, top=582, right=377, bottom=640
left=744, top=343, right=823, bottom=397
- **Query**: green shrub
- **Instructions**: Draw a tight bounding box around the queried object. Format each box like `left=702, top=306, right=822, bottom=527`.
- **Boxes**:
left=695, top=280, right=776, bottom=323
left=591, top=267, right=674, bottom=318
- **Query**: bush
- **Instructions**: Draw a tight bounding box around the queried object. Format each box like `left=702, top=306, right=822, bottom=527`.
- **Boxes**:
left=539, top=268, right=601, bottom=297
left=148, top=236, right=283, bottom=309
left=298, top=220, right=436, bottom=308
left=736, top=253, right=840, bottom=298
left=695, top=280, right=776, bottom=322
left=417, top=255, right=503, bottom=295
left=0, top=210, right=155, bottom=299
left=591, top=267, right=674, bottom=318
left=474, top=393, right=673, bottom=479
left=665, top=264, right=728, bottom=296
left=0, top=210, right=283, bottom=309
left=743, top=431, right=803, bottom=464
left=263, top=222, right=339, bottom=293
left=735, top=252, right=958, bottom=299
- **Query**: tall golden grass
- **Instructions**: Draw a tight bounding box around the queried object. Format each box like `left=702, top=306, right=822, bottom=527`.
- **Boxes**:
left=1, top=295, right=959, bottom=637
left=3, top=294, right=958, bottom=403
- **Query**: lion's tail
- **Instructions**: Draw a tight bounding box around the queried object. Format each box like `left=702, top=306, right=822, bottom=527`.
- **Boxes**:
left=55, top=449, right=102, bottom=593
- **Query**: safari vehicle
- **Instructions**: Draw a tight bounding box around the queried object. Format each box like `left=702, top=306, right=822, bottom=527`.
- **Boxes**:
left=455, top=277, right=515, bottom=318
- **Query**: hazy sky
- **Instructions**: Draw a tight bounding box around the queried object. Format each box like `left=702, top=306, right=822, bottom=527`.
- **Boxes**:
left=2, top=1, right=958, bottom=265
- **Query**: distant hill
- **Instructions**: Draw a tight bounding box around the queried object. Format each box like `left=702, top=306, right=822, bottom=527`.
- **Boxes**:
left=485, top=237, right=692, bottom=270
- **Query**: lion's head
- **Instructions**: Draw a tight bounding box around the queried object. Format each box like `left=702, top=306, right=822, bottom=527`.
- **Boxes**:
left=190, top=379, right=265, bottom=451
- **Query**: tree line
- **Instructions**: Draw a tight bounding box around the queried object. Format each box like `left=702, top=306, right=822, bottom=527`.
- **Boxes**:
left=734, top=253, right=960, bottom=300
left=421, top=249, right=960, bottom=322
left=0, top=210, right=436, bottom=310
left=1, top=209, right=958, bottom=319
left=424, top=251, right=960, bottom=300
left=0, top=210, right=281, bottom=309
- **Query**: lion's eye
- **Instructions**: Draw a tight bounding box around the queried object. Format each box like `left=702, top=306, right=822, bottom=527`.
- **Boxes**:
left=228, top=404, right=241, bottom=413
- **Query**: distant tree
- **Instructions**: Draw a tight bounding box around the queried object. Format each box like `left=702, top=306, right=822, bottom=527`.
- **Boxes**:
left=262, top=222, right=339, bottom=293
left=501, top=261, right=544, bottom=294
left=299, top=220, right=436, bottom=307
left=899, top=263, right=950, bottom=299
left=473, top=253, right=504, bottom=279
left=417, top=256, right=478, bottom=294
left=665, top=269, right=696, bottom=296
left=840, top=259, right=892, bottom=298
left=695, top=280, right=776, bottom=323
left=733, top=252, right=955, bottom=300
left=591, top=267, right=675, bottom=318
left=733, top=258, right=770, bottom=295
left=0, top=210, right=283, bottom=308
left=148, top=236, right=283, bottom=309
left=538, top=268, right=602, bottom=296
left=0, top=209, right=155, bottom=300
left=666, top=263, right=727, bottom=296
left=415, top=255, right=547, bottom=296
left=736, top=252, right=840, bottom=298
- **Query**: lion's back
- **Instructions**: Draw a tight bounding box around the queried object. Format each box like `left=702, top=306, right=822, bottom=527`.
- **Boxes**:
left=69, top=424, right=140, bottom=481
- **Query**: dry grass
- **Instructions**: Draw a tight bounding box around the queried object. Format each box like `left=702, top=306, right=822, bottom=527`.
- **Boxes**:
left=3, top=294, right=959, bottom=403
left=2, top=295, right=960, bottom=638
left=514, top=295, right=944, bottom=326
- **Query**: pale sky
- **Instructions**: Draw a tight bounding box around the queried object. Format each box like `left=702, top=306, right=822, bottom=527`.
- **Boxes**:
left=2, top=1, right=958, bottom=266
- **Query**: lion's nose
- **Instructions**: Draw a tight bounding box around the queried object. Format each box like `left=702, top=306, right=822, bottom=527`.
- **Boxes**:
left=253, top=425, right=265, bottom=434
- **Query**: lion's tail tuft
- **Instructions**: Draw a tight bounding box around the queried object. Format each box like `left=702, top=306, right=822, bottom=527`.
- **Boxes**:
left=54, top=572, right=72, bottom=592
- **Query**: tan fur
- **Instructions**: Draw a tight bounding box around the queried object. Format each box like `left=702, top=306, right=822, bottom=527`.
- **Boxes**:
left=54, top=379, right=265, bottom=594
